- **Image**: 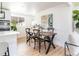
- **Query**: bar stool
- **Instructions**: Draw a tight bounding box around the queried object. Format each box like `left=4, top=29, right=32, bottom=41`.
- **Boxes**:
left=0, top=42, right=9, bottom=56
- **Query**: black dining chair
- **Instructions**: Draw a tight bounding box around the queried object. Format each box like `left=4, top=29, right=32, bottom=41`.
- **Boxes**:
left=32, top=29, right=46, bottom=52
left=44, top=33, right=57, bottom=54
left=25, top=28, right=33, bottom=45
left=32, top=29, right=40, bottom=49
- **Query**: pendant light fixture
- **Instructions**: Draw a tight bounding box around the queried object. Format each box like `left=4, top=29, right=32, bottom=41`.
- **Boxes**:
left=1, top=2, right=2, bottom=13
left=0, top=2, right=5, bottom=19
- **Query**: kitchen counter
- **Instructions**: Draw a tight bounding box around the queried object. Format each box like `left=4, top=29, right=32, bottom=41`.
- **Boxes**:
left=0, top=31, right=19, bottom=36
left=0, top=31, right=20, bottom=56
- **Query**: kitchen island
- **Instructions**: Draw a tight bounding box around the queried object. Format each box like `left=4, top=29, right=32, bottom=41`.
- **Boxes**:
left=0, top=31, right=19, bottom=56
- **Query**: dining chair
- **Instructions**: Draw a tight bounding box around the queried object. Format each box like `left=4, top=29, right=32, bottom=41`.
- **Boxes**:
left=37, top=36, right=47, bottom=52
left=44, top=33, right=57, bottom=54
left=0, top=42, right=9, bottom=56
left=64, top=42, right=79, bottom=56
left=25, top=28, right=33, bottom=45
left=32, top=29, right=46, bottom=52
left=32, top=29, right=40, bottom=49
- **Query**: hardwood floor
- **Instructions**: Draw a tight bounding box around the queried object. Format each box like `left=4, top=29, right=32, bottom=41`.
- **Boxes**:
left=17, top=37, right=65, bottom=56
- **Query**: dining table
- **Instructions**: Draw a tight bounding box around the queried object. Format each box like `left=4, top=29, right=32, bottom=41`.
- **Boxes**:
left=39, top=30, right=56, bottom=54
left=27, top=28, right=56, bottom=54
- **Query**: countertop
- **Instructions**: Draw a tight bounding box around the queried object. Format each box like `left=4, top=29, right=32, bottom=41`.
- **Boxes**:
left=0, top=31, right=20, bottom=36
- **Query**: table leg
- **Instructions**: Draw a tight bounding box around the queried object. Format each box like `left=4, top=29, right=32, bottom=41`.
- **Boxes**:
left=64, top=42, right=66, bottom=56
left=46, top=38, right=55, bottom=54
left=46, top=43, right=51, bottom=54
left=27, top=37, right=30, bottom=46
left=52, top=43, right=55, bottom=49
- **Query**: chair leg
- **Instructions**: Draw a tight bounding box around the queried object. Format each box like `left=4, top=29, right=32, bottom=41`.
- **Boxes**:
left=46, top=43, right=51, bottom=54
left=29, top=40, right=30, bottom=46
left=66, top=44, right=72, bottom=56
left=26, top=36, right=28, bottom=44
left=26, top=38, right=30, bottom=43
left=7, top=47, right=10, bottom=56
left=39, top=41, right=40, bottom=52
left=64, top=43, right=66, bottom=56
left=34, top=39, right=36, bottom=49
left=34, top=40, right=36, bottom=49
left=4, top=52, right=7, bottom=56
left=44, top=41, right=46, bottom=50
left=39, top=40, right=41, bottom=52
left=27, top=37, right=31, bottom=46
left=3, top=47, right=10, bottom=56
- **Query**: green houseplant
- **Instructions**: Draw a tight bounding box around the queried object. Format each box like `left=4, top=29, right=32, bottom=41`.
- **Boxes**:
left=10, top=20, right=17, bottom=31
left=73, top=10, right=79, bottom=30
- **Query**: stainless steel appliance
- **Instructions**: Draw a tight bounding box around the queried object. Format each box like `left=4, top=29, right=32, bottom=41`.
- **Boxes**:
left=0, top=20, right=10, bottom=31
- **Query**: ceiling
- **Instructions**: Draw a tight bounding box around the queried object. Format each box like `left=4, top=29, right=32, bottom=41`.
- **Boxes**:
left=23, top=2, right=68, bottom=12
left=1, top=2, right=69, bottom=15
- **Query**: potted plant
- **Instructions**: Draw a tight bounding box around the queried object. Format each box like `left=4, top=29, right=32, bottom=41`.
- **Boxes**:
left=10, top=20, right=17, bottom=31
left=73, top=10, right=79, bottom=32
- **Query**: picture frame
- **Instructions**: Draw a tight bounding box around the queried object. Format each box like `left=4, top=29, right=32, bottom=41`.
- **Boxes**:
left=41, top=14, right=53, bottom=28
left=48, top=14, right=53, bottom=28
left=41, top=15, right=48, bottom=27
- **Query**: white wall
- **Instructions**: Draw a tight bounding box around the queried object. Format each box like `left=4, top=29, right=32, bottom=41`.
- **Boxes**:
left=35, top=4, right=73, bottom=47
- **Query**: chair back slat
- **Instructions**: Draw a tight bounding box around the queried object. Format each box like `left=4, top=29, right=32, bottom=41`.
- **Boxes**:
left=33, top=29, right=40, bottom=37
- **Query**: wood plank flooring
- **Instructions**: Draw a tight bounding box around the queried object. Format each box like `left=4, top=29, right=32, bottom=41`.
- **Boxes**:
left=17, top=37, right=65, bottom=56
